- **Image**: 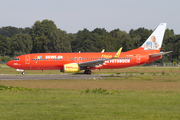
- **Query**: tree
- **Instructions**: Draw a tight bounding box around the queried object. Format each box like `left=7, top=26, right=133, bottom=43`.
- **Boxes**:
left=92, top=28, right=108, bottom=35
left=110, top=29, right=134, bottom=51
left=11, top=34, right=32, bottom=56
left=98, top=35, right=118, bottom=52
left=172, top=35, right=180, bottom=62
left=129, top=28, right=152, bottom=48
left=30, top=19, right=57, bottom=53
left=72, top=29, right=101, bottom=52
left=44, top=29, right=72, bottom=53
left=0, top=26, right=30, bottom=37
left=0, top=35, right=11, bottom=56
left=33, top=35, right=47, bottom=53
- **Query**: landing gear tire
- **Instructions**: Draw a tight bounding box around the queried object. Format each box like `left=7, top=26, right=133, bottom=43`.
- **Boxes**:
left=84, top=70, right=87, bottom=74
left=87, top=70, right=91, bottom=74
left=22, top=71, right=25, bottom=75
left=84, top=69, right=91, bottom=74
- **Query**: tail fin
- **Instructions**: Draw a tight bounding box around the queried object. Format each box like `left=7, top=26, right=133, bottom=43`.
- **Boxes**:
left=141, top=23, right=167, bottom=51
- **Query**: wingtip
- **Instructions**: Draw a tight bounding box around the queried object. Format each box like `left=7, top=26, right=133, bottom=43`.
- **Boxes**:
left=112, top=47, right=123, bottom=59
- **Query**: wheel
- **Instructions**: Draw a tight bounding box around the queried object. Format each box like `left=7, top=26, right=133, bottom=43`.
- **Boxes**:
left=22, top=71, right=25, bottom=75
left=84, top=70, right=91, bottom=74
left=84, top=70, right=88, bottom=74
left=87, top=70, right=92, bottom=74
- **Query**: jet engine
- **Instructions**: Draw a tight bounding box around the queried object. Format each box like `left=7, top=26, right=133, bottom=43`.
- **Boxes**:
left=63, top=63, right=80, bottom=73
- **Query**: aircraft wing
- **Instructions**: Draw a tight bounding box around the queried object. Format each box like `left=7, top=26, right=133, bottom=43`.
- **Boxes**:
left=79, top=59, right=108, bottom=67
left=150, top=51, right=172, bottom=57
left=79, top=47, right=123, bottom=68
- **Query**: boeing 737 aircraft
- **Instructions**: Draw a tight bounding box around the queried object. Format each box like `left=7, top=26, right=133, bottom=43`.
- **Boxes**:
left=7, top=23, right=171, bottom=75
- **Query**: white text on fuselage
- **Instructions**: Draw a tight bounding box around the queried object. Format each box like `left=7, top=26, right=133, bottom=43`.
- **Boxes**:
left=105, top=59, right=130, bottom=63
left=45, top=55, right=63, bottom=59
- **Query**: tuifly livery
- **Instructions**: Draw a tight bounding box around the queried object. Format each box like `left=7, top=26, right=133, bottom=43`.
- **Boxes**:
left=7, top=23, right=172, bottom=75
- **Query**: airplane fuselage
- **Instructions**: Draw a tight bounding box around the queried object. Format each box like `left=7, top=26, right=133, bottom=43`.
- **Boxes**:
left=7, top=47, right=161, bottom=71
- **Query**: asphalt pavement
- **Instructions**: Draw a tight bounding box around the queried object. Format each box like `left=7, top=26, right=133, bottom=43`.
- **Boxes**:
left=0, top=74, right=105, bottom=80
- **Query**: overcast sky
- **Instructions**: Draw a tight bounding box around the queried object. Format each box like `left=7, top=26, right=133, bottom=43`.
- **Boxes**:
left=0, top=0, right=180, bottom=34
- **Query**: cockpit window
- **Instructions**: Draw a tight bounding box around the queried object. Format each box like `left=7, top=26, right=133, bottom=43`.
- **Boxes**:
left=13, top=58, right=20, bottom=61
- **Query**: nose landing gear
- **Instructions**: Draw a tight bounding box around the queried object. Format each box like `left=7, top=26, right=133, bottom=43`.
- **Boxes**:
left=22, top=71, right=25, bottom=75
left=16, top=69, right=25, bottom=75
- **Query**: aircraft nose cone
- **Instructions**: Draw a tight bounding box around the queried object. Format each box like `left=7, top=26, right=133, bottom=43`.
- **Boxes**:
left=6, top=61, right=12, bottom=67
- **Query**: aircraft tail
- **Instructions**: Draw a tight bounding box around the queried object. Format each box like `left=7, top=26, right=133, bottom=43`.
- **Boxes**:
left=141, top=23, right=167, bottom=52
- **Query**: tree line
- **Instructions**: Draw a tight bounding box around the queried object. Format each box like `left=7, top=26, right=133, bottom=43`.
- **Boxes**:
left=0, top=19, right=179, bottom=63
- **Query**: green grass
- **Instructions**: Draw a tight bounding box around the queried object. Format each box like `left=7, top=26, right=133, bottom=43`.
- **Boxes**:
left=0, top=85, right=35, bottom=91
left=1, top=64, right=180, bottom=119
left=0, top=89, right=180, bottom=120
left=0, top=64, right=8, bottom=67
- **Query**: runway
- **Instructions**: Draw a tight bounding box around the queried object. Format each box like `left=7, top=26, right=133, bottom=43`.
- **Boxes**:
left=0, top=74, right=105, bottom=80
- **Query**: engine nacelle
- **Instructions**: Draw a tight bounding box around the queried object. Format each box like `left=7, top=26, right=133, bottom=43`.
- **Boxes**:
left=63, top=64, right=80, bottom=73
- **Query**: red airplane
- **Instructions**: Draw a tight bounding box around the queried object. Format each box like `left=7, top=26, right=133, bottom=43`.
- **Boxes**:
left=7, top=23, right=171, bottom=75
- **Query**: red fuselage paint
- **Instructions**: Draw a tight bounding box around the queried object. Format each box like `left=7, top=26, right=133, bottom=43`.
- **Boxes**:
left=7, top=47, right=161, bottom=71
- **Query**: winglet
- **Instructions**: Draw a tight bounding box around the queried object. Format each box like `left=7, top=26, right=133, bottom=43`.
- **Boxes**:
left=101, top=49, right=105, bottom=53
left=112, top=47, right=123, bottom=59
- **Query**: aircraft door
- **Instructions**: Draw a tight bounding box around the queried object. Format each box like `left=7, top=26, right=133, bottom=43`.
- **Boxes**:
left=79, top=57, right=82, bottom=63
left=74, top=57, right=78, bottom=62
left=136, top=54, right=141, bottom=63
left=25, top=55, right=30, bottom=64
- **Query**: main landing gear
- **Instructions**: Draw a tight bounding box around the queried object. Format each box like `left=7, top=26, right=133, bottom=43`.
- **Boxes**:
left=84, top=69, right=92, bottom=74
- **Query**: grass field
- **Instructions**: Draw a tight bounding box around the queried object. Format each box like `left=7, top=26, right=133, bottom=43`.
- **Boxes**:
left=0, top=89, right=180, bottom=120
left=0, top=64, right=180, bottom=119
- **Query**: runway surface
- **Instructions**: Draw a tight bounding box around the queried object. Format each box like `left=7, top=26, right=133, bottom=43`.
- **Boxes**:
left=0, top=74, right=106, bottom=80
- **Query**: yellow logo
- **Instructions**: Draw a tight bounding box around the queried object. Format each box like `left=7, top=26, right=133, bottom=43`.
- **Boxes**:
left=101, top=54, right=112, bottom=58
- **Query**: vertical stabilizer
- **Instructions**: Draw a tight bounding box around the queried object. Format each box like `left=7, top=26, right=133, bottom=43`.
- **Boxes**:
left=141, top=23, right=167, bottom=51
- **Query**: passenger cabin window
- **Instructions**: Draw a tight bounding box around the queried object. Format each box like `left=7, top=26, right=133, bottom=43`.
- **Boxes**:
left=13, top=58, right=20, bottom=61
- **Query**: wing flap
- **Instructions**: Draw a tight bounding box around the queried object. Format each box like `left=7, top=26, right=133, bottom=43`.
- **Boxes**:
left=79, top=59, right=108, bottom=67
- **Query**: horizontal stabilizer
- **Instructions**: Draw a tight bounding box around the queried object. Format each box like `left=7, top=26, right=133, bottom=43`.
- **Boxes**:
left=150, top=51, right=172, bottom=57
